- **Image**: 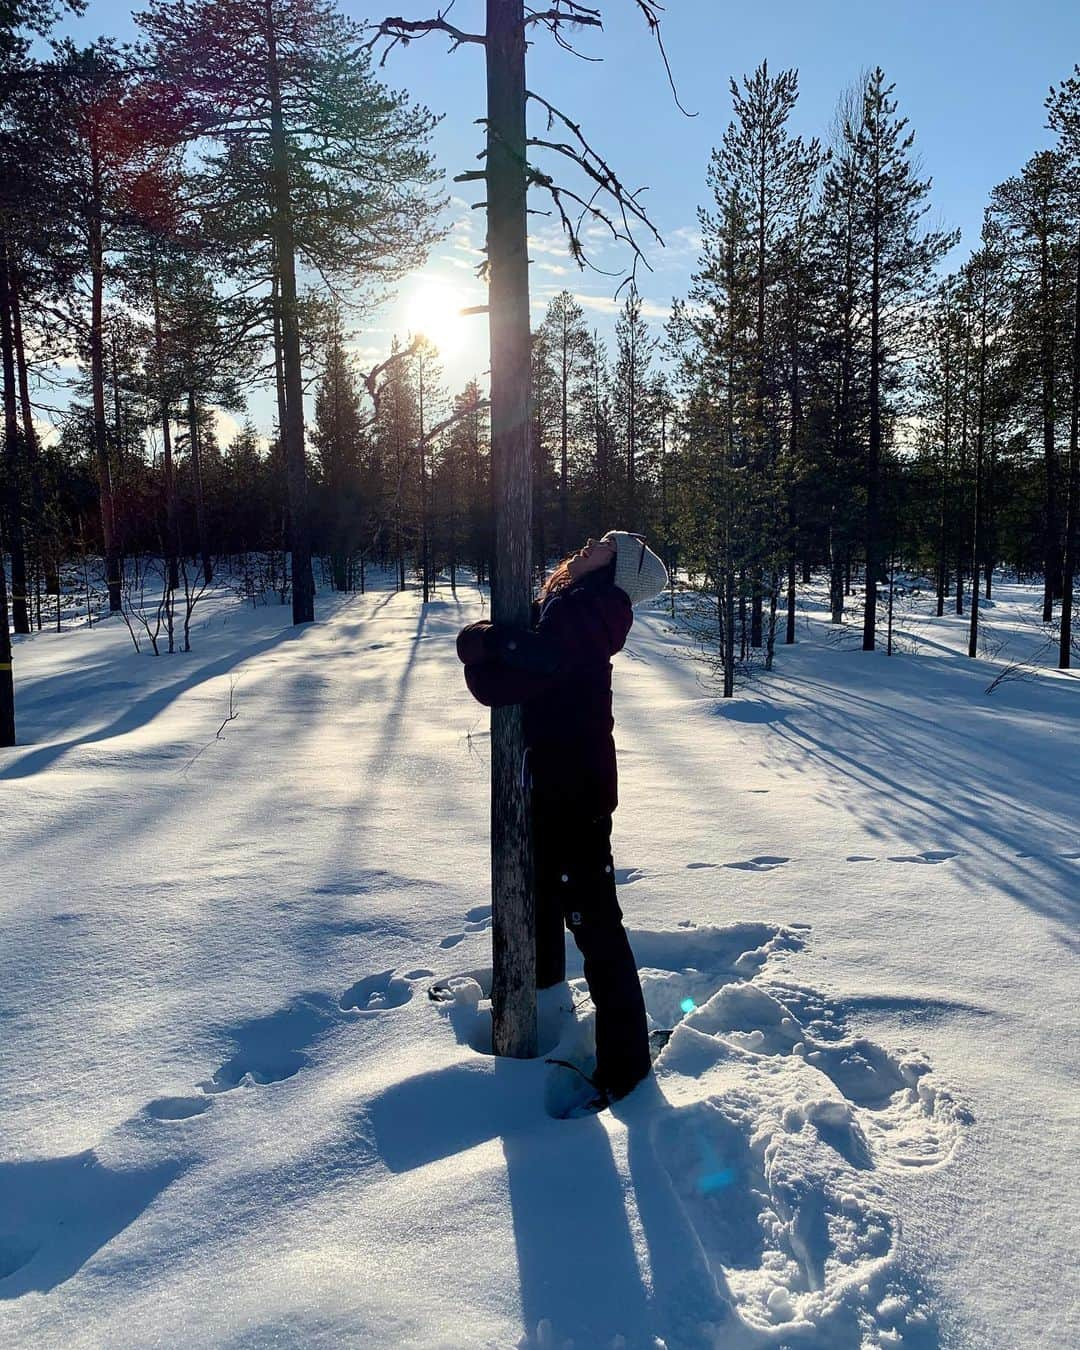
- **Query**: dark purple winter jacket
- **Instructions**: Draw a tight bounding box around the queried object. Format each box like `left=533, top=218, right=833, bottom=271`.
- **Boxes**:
left=456, top=576, right=633, bottom=814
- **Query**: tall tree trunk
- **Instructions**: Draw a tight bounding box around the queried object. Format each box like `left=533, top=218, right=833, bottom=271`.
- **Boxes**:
left=1060, top=222, right=1080, bottom=669
left=764, top=571, right=779, bottom=670
left=11, top=267, right=45, bottom=618
left=150, top=245, right=180, bottom=589
left=0, top=508, right=13, bottom=742
left=886, top=548, right=895, bottom=655
left=863, top=185, right=882, bottom=651
left=486, top=0, right=536, bottom=1059
left=418, top=350, right=430, bottom=604
left=968, top=277, right=988, bottom=660
left=266, top=0, right=313, bottom=624
left=723, top=565, right=735, bottom=698
left=956, top=324, right=970, bottom=616
left=187, top=391, right=212, bottom=583
left=785, top=559, right=796, bottom=644
left=0, top=250, right=28, bottom=633
left=1040, top=226, right=1059, bottom=621
left=984, top=419, right=995, bottom=599
left=937, top=319, right=952, bottom=618
left=88, top=149, right=121, bottom=613
left=559, top=319, right=569, bottom=555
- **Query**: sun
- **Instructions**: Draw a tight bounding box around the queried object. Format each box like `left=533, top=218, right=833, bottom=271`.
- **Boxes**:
left=404, top=277, right=466, bottom=354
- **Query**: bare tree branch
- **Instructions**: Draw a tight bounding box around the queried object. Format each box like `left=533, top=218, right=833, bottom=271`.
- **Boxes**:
left=524, top=3, right=603, bottom=59
left=631, top=0, right=697, bottom=118
left=364, top=6, right=485, bottom=64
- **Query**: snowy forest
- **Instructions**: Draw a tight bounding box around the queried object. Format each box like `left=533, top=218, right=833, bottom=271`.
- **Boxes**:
left=1, top=1, right=1078, bottom=1348
left=2, top=1, right=1080, bottom=715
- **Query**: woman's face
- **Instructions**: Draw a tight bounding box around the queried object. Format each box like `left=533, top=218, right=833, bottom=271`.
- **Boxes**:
left=566, top=537, right=616, bottom=581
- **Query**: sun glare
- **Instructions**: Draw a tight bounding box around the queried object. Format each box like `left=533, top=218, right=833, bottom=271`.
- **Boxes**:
left=404, top=278, right=466, bottom=354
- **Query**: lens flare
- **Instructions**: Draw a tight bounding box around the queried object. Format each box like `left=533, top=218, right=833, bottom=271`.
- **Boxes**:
left=680, top=997, right=697, bottom=1015
left=403, top=277, right=465, bottom=354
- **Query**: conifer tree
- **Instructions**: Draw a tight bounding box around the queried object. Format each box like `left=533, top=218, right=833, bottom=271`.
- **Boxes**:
left=1047, top=67, right=1080, bottom=666
left=537, top=290, right=591, bottom=554
left=138, top=0, right=443, bottom=623
left=613, top=287, right=656, bottom=527
left=992, top=151, right=1074, bottom=626
left=311, top=316, right=366, bottom=590
left=846, top=69, right=955, bottom=650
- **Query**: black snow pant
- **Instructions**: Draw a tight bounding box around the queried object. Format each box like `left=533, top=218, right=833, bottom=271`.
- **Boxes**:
left=533, top=802, right=651, bottom=1098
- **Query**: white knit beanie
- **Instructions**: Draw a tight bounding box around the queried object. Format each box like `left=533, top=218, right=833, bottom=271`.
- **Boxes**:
left=600, top=530, right=669, bottom=607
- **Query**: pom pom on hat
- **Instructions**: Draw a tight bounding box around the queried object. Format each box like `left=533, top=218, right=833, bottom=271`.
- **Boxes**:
left=600, top=530, right=669, bottom=607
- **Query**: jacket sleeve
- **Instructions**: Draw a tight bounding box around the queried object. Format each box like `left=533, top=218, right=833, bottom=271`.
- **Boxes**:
left=462, top=660, right=566, bottom=708
left=456, top=621, right=494, bottom=666
left=456, top=588, right=633, bottom=709
left=491, top=588, right=632, bottom=675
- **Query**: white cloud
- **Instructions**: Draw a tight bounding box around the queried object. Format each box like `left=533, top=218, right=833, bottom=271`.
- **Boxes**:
left=210, top=407, right=268, bottom=452
left=572, top=293, right=671, bottom=322
left=211, top=408, right=242, bottom=444
left=527, top=231, right=572, bottom=258
left=33, top=416, right=60, bottom=448
left=665, top=225, right=703, bottom=256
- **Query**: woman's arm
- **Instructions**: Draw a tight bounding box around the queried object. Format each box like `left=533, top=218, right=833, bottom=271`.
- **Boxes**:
left=462, top=660, right=563, bottom=708
left=455, top=588, right=633, bottom=708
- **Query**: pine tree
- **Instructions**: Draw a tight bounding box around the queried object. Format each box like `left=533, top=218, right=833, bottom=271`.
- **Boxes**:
left=710, top=62, right=822, bottom=645
left=613, top=288, right=656, bottom=526
left=991, top=151, right=1071, bottom=624
left=1047, top=67, right=1080, bottom=666
left=537, top=291, right=591, bottom=555
left=138, top=0, right=443, bottom=623
left=846, top=69, right=955, bottom=650
left=311, top=315, right=366, bottom=591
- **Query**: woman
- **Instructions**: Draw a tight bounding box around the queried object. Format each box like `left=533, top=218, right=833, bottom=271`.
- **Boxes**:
left=456, top=531, right=670, bottom=1108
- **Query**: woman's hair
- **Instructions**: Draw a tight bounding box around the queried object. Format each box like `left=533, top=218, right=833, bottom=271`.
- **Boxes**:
left=538, top=556, right=574, bottom=602
left=538, top=548, right=616, bottom=603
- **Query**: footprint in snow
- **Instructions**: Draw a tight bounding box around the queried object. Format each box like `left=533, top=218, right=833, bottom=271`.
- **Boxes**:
left=724, top=855, right=790, bottom=871
left=339, top=969, right=415, bottom=1014
left=464, top=905, right=493, bottom=933
left=643, top=952, right=967, bottom=1343
left=199, top=993, right=338, bottom=1094
left=145, top=1095, right=213, bottom=1122
left=887, top=850, right=958, bottom=865
left=846, top=854, right=876, bottom=862
left=204, top=1051, right=308, bottom=1092
left=440, top=903, right=494, bottom=947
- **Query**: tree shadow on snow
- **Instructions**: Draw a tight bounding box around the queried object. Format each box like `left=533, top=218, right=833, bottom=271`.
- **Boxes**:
left=366, top=1059, right=654, bottom=1346
left=366, top=1061, right=739, bottom=1349
left=0, top=1150, right=184, bottom=1299
left=0, top=626, right=304, bottom=780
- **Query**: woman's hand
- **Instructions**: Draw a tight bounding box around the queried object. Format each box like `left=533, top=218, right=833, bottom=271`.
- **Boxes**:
left=456, top=621, right=495, bottom=666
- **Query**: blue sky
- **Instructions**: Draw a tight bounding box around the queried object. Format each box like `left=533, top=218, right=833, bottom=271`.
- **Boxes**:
left=56, top=1, right=1080, bottom=434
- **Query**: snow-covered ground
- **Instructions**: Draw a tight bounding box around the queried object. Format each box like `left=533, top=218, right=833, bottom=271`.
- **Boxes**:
left=1, top=572, right=1077, bottom=1348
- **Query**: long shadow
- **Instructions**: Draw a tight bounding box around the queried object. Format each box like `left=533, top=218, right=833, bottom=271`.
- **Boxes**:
left=315, top=599, right=435, bottom=892
left=766, top=697, right=1080, bottom=929
left=0, top=626, right=304, bottom=781
left=366, top=1058, right=656, bottom=1347
left=0, top=1150, right=185, bottom=1299
left=625, top=610, right=1080, bottom=932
